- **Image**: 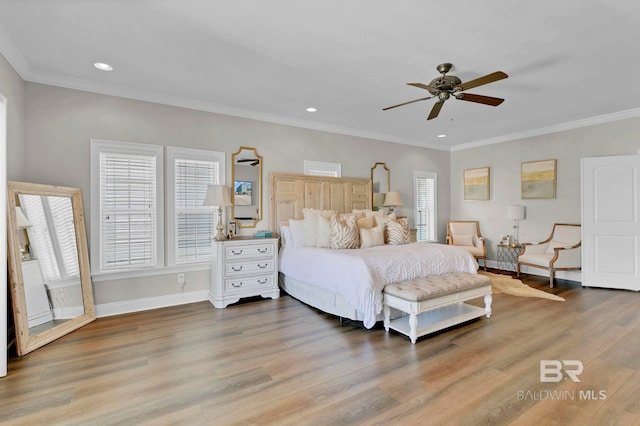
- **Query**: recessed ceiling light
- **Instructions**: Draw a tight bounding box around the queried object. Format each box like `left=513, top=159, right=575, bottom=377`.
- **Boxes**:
left=93, top=62, right=113, bottom=71
left=437, top=134, right=447, bottom=138
left=306, top=107, right=318, bottom=113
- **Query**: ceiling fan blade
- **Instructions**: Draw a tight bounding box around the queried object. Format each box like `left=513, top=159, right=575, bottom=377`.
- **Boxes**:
left=383, top=96, right=435, bottom=111
left=427, top=101, right=444, bottom=120
left=456, top=71, right=508, bottom=91
left=456, top=93, right=505, bottom=106
left=407, top=82, right=438, bottom=92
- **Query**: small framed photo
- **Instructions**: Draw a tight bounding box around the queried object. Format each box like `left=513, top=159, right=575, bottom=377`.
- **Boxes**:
left=228, top=221, right=237, bottom=238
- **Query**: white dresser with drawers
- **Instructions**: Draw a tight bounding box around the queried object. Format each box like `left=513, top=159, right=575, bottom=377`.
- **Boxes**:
left=209, top=236, right=279, bottom=308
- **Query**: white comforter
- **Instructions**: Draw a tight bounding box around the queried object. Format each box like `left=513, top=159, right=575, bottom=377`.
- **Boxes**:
left=279, top=242, right=479, bottom=328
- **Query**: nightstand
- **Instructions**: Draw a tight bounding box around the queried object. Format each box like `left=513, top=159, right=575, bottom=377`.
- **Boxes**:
left=496, top=244, right=521, bottom=272
left=209, top=236, right=280, bottom=308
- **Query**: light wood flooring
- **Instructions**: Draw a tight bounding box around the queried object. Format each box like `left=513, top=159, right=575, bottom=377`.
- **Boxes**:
left=2, top=273, right=640, bottom=425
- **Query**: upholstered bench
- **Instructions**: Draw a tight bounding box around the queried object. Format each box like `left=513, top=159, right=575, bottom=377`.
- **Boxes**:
left=383, top=272, right=492, bottom=344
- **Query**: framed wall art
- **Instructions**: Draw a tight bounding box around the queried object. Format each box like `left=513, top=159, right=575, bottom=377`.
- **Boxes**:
left=521, top=159, right=556, bottom=199
left=464, top=167, right=490, bottom=200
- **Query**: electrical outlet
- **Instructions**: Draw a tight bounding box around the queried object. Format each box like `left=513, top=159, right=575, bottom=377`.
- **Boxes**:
left=178, top=273, right=185, bottom=288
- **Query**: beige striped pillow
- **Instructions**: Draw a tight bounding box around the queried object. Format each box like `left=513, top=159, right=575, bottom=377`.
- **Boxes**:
left=385, top=216, right=411, bottom=245
left=329, top=214, right=360, bottom=249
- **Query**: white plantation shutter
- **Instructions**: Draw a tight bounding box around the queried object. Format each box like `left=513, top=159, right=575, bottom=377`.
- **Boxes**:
left=415, top=171, right=437, bottom=242
left=48, top=196, right=79, bottom=278
left=21, top=195, right=61, bottom=282
left=174, top=158, right=218, bottom=262
left=100, top=151, right=157, bottom=270
left=20, top=195, right=79, bottom=282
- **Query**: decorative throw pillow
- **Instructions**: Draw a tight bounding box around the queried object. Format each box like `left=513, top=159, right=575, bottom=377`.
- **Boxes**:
left=329, top=214, right=360, bottom=249
left=453, top=234, right=474, bottom=246
left=302, top=208, right=333, bottom=247
left=288, top=219, right=305, bottom=247
left=356, top=214, right=376, bottom=230
left=317, top=214, right=332, bottom=248
left=385, top=216, right=411, bottom=245
left=360, top=222, right=385, bottom=248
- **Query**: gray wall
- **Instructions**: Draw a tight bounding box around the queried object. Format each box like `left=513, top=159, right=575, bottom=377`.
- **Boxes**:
left=21, top=82, right=450, bottom=308
left=450, top=118, right=640, bottom=265
left=0, top=53, right=25, bottom=180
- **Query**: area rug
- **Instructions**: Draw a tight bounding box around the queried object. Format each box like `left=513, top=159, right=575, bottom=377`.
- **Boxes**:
left=478, top=271, right=565, bottom=302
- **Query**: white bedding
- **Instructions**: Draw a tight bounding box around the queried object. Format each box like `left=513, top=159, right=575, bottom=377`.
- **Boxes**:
left=279, top=242, right=479, bottom=328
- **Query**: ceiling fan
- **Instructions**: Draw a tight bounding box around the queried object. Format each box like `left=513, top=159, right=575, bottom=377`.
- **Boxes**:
left=383, top=63, right=508, bottom=120
left=237, top=158, right=260, bottom=166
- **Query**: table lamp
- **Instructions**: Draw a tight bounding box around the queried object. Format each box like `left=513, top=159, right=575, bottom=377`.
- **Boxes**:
left=203, top=185, right=233, bottom=240
left=383, top=191, right=403, bottom=214
left=16, top=206, right=32, bottom=260
left=507, top=205, right=525, bottom=246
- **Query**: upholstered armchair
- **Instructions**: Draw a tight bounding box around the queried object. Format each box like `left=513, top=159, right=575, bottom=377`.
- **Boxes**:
left=446, top=221, right=487, bottom=271
left=516, top=223, right=581, bottom=288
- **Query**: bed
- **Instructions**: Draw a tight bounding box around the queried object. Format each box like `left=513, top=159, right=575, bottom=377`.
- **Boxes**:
left=270, top=173, right=479, bottom=328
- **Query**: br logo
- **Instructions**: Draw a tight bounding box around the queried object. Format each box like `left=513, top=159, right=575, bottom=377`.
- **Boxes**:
left=540, top=360, right=584, bottom=383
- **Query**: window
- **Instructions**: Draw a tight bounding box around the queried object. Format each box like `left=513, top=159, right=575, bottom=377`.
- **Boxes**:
left=90, top=140, right=164, bottom=274
left=20, top=194, right=79, bottom=282
left=304, top=160, right=342, bottom=177
left=167, top=147, right=225, bottom=265
left=414, top=171, right=437, bottom=242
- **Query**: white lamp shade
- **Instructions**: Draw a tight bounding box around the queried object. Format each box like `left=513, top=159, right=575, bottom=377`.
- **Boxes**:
left=383, top=191, right=403, bottom=207
left=203, top=185, right=233, bottom=207
left=507, top=205, right=525, bottom=220
left=15, top=207, right=32, bottom=228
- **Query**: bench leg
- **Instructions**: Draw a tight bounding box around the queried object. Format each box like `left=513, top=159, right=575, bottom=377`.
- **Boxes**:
left=383, top=304, right=390, bottom=332
left=484, top=294, right=492, bottom=318
left=409, top=313, right=418, bottom=344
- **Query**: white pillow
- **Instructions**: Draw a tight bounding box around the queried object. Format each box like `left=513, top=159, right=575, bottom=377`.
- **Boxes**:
left=280, top=225, right=292, bottom=247
left=317, top=214, right=331, bottom=248
left=302, top=208, right=334, bottom=247
left=357, top=215, right=376, bottom=230
left=546, top=240, right=570, bottom=254
left=360, top=222, right=385, bottom=248
left=453, top=234, right=474, bottom=246
left=288, top=219, right=305, bottom=247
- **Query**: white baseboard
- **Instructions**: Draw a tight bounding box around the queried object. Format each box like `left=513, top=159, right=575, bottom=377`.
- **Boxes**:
left=95, top=290, right=210, bottom=318
left=484, top=260, right=581, bottom=283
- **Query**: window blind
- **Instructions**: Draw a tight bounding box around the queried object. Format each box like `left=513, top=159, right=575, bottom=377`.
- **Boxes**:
left=415, top=174, right=436, bottom=242
left=174, top=158, right=218, bottom=262
left=100, top=151, right=157, bottom=270
left=48, top=196, right=80, bottom=278
left=21, top=195, right=61, bottom=282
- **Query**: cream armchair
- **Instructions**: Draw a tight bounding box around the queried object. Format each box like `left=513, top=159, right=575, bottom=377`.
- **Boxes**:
left=516, top=223, right=581, bottom=288
left=446, top=221, right=487, bottom=271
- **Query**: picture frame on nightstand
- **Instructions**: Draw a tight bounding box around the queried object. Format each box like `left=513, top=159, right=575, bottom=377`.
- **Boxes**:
left=228, top=221, right=237, bottom=238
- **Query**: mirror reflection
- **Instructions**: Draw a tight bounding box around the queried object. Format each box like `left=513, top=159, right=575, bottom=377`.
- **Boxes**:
left=8, top=182, right=95, bottom=356
left=371, top=162, right=390, bottom=211
left=17, top=194, right=83, bottom=334
left=231, top=146, right=263, bottom=228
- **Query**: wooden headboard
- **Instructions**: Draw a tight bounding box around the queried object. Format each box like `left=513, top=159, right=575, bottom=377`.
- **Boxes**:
left=270, top=173, right=371, bottom=232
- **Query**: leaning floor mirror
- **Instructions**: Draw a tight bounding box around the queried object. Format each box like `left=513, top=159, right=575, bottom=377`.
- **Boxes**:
left=7, top=181, right=95, bottom=355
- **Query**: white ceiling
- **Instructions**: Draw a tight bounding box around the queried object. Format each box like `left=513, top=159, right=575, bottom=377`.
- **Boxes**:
left=1, top=0, right=640, bottom=150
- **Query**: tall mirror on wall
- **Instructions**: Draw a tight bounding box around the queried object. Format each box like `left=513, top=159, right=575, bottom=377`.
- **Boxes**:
left=7, top=181, right=95, bottom=356
left=371, top=162, right=390, bottom=211
left=231, top=146, right=263, bottom=229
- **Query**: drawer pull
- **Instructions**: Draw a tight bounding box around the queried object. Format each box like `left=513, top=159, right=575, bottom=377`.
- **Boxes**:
left=231, top=265, right=243, bottom=272
left=258, top=264, right=268, bottom=269
left=231, top=249, right=243, bottom=255
left=231, top=282, right=243, bottom=288
left=257, top=248, right=268, bottom=253
left=258, top=279, right=268, bottom=285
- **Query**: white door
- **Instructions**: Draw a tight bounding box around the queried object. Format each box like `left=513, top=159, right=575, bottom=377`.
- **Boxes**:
left=582, top=155, right=640, bottom=291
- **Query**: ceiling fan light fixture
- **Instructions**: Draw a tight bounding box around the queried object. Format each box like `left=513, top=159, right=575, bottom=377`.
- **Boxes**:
left=93, top=62, right=113, bottom=71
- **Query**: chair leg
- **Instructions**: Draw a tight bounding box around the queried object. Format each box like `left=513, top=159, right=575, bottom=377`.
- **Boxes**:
left=516, top=262, right=521, bottom=278
left=483, top=259, right=487, bottom=271
left=549, top=269, right=555, bottom=288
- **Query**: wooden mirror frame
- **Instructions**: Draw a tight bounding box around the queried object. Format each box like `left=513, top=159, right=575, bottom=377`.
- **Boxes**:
left=370, top=162, right=390, bottom=210
left=231, top=146, right=263, bottom=229
left=7, top=181, right=95, bottom=355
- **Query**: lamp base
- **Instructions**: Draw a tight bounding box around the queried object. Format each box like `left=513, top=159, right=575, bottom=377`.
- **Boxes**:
left=214, top=206, right=227, bottom=240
